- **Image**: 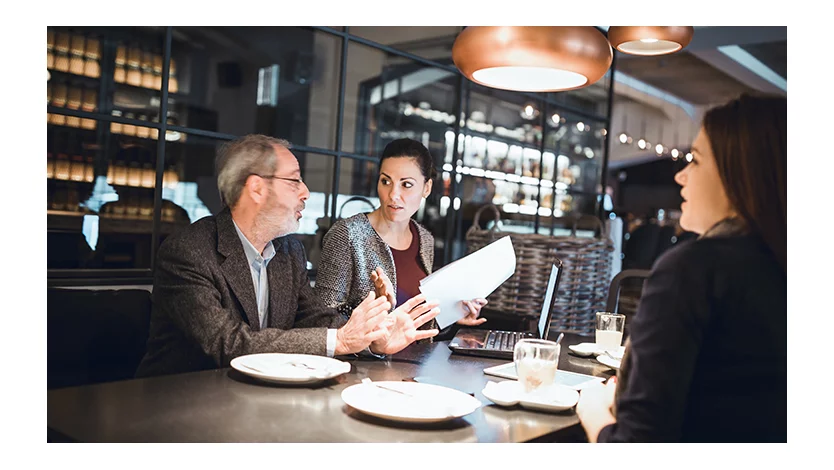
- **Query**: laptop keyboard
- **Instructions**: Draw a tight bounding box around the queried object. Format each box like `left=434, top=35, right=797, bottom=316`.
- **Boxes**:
left=484, top=331, right=527, bottom=351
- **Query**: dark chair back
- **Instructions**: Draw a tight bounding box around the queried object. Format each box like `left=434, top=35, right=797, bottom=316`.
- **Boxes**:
left=47, top=287, right=152, bottom=389
left=606, top=269, right=651, bottom=340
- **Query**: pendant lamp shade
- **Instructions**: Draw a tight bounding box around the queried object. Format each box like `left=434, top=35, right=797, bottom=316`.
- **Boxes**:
left=607, top=26, right=694, bottom=56
left=452, top=26, right=613, bottom=92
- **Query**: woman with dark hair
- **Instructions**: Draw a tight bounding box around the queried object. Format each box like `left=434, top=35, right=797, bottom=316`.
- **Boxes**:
left=315, top=138, right=488, bottom=333
left=576, top=93, right=786, bottom=442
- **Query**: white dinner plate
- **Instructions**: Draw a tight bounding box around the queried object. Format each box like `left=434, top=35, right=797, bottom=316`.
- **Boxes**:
left=230, top=353, right=351, bottom=385
left=568, top=342, right=603, bottom=357
left=568, top=343, right=626, bottom=358
left=482, top=380, right=579, bottom=412
left=341, top=381, right=482, bottom=423
left=595, top=353, right=622, bottom=370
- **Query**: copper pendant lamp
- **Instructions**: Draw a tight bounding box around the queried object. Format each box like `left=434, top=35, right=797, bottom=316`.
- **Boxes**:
left=451, top=26, right=613, bottom=92
left=607, top=26, right=694, bottom=56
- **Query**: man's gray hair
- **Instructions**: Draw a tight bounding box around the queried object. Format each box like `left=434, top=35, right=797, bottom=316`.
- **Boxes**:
left=215, top=134, right=291, bottom=208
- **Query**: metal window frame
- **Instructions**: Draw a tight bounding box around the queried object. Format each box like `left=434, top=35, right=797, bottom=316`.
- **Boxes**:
left=47, top=25, right=616, bottom=283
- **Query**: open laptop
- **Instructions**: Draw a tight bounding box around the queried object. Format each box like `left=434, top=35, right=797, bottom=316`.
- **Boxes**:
left=448, top=260, right=563, bottom=359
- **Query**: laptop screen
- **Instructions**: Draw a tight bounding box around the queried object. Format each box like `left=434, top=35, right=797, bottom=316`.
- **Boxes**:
left=538, top=263, right=561, bottom=338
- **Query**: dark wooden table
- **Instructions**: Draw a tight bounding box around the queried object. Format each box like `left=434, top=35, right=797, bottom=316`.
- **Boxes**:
left=47, top=333, right=614, bottom=443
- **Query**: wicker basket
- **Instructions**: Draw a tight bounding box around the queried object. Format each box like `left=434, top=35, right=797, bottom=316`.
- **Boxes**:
left=465, top=204, right=615, bottom=336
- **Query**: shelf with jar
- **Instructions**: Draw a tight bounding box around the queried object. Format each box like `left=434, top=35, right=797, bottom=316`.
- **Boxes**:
left=47, top=81, right=99, bottom=130
left=108, top=110, right=188, bottom=143
left=113, top=42, right=179, bottom=94
left=48, top=148, right=179, bottom=189
left=395, top=101, right=543, bottom=148
left=48, top=31, right=102, bottom=80
left=48, top=29, right=189, bottom=124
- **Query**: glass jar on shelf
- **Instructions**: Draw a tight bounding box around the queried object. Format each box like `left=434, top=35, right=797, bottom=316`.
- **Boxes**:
left=150, top=115, right=160, bottom=140
left=136, top=114, right=151, bottom=139
left=47, top=30, right=55, bottom=69
left=47, top=152, right=55, bottom=179
left=69, top=33, right=86, bottom=76
left=110, top=110, right=123, bottom=135
left=126, top=43, right=143, bottom=87
left=50, top=83, right=68, bottom=126
left=140, top=149, right=155, bottom=188
left=123, top=113, right=138, bottom=137
left=114, top=42, right=127, bottom=83
left=83, top=36, right=100, bottom=78
left=141, top=50, right=155, bottom=89
left=84, top=155, right=95, bottom=183
left=54, top=32, right=70, bottom=72
left=112, top=153, right=128, bottom=186
left=127, top=155, right=142, bottom=188
left=152, top=53, right=163, bottom=90
left=54, top=152, right=71, bottom=181
left=69, top=154, right=85, bottom=182
left=80, top=88, right=97, bottom=130
left=65, top=86, right=82, bottom=128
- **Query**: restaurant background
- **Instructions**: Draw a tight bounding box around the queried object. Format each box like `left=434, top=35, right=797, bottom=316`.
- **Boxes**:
left=45, top=26, right=786, bottom=287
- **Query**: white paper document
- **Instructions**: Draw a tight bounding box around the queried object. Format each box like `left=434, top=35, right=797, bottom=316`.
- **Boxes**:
left=419, top=236, right=516, bottom=329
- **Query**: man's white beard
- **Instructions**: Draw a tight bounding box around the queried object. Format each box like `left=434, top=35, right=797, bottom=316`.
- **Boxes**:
left=256, top=190, right=298, bottom=240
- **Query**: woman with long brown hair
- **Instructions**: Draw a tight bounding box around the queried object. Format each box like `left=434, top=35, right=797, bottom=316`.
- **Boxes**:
left=576, top=93, right=787, bottom=442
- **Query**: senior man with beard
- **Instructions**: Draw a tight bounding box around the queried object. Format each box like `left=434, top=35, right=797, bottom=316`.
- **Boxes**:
left=136, top=134, right=439, bottom=378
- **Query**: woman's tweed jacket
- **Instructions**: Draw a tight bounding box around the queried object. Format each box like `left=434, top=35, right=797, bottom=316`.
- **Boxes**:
left=315, top=213, right=437, bottom=331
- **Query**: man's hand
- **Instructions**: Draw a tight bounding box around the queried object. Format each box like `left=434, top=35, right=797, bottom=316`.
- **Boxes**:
left=370, top=294, right=440, bottom=355
left=369, top=267, right=396, bottom=309
left=335, top=291, right=391, bottom=355
left=456, top=298, right=488, bottom=326
left=576, top=377, right=618, bottom=443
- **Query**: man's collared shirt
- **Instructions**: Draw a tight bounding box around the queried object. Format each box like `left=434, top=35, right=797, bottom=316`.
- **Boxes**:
left=232, top=220, right=337, bottom=356
left=232, top=220, right=275, bottom=330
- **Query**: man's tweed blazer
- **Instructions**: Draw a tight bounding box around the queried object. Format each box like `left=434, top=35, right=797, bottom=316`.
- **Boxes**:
left=135, top=208, right=345, bottom=378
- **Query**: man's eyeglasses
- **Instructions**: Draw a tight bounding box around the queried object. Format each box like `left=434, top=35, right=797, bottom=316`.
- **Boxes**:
left=254, top=174, right=304, bottom=186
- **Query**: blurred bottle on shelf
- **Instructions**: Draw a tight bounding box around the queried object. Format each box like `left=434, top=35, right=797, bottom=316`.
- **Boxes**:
left=84, top=36, right=101, bottom=79
left=122, top=112, right=137, bottom=137
left=110, top=110, right=123, bottom=135
left=65, top=86, right=82, bottom=128
left=80, top=88, right=97, bottom=130
left=114, top=42, right=127, bottom=83
left=136, top=114, right=151, bottom=139
left=54, top=32, right=70, bottom=72
left=55, top=152, right=71, bottom=181
left=47, top=30, right=55, bottom=69
left=84, top=154, right=95, bottom=183
left=152, top=53, right=163, bottom=90
left=69, top=33, right=86, bottom=75
left=141, top=149, right=155, bottom=188
left=141, top=49, right=155, bottom=89
left=112, top=151, right=127, bottom=186
left=47, top=152, right=55, bottom=179
left=126, top=43, right=142, bottom=87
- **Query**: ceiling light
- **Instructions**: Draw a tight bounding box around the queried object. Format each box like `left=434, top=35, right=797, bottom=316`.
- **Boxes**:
left=619, top=133, right=628, bottom=144
left=685, top=152, right=693, bottom=162
left=452, top=26, right=613, bottom=92
left=551, top=113, right=561, bottom=124
left=520, top=103, right=539, bottom=120
left=638, top=138, right=647, bottom=149
left=671, top=148, right=679, bottom=158
left=608, top=26, right=694, bottom=56
left=655, top=144, right=664, bottom=154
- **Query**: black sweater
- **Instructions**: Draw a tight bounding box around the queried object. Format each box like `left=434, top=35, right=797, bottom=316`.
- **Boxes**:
left=598, top=235, right=787, bottom=442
